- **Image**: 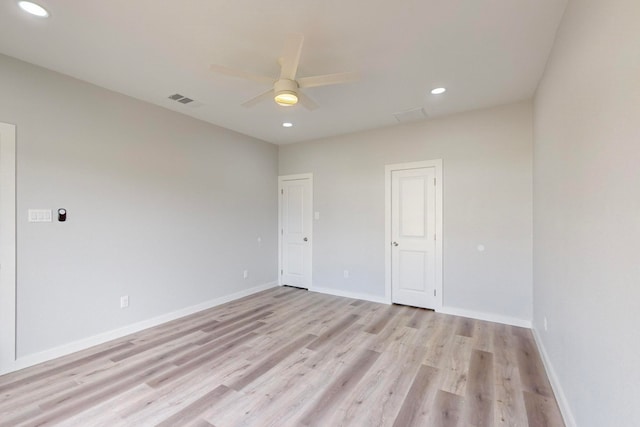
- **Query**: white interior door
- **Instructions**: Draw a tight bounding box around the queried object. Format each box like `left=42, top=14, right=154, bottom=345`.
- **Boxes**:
left=391, top=167, right=437, bottom=309
left=279, top=175, right=312, bottom=289
left=0, top=123, right=17, bottom=373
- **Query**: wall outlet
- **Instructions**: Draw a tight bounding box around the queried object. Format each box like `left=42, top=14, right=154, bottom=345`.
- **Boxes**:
left=543, top=316, right=548, bottom=331
left=243, top=270, right=249, bottom=279
left=120, top=295, right=129, bottom=309
left=343, top=270, right=349, bottom=279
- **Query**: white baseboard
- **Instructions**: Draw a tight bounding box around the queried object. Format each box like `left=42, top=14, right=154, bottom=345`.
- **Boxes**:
left=438, top=305, right=532, bottom=328
left=531, top=326, right=577, bottom=427
left=308, top=288, right=532, bottom=329
left=1, top=281, right=278, bottom=376
left=310, top=286, right=390, bottom=305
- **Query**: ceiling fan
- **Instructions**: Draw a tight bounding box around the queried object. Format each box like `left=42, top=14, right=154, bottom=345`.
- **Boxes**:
left=209, top=33, right=359, bottom=110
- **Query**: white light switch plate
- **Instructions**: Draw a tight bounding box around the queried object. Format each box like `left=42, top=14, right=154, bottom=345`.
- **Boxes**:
left=28, top=209, right=52, bottom=222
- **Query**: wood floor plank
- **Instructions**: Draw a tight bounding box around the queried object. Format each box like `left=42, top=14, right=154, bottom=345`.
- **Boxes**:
left=18, top=362, right=176, bottom=427
left=0, top=288, right=563, bottom=426
left=367, top=308, right=416, bottom=354
left=146, top=332, right=260, bottom=389
left=422, top=314, right=456, bottom=368
left=0, top=341, right=133, bottom=394
left=115, top=354, right=250, bottom=420
left=338, top=343, right=429, bottom=426
left=463, top=349, right=495, bottom=426
left=173, top=322, right=266, bottom=365
left=306, top=313, right=359, bottom=351
left=523, top=390, right=565, bottom=427
left=456, top=317, right=475, bottom=338
left=515, top=332, right=554, bottom=398
left=429, top=390, right=464, bottom=427
left=228, top=333, right=317, bottom=391
left=493, top=324, right=528, bottom=427
left=155, top=385, right=230, bottom=427
left=208, top=350, right=322, bottom=426
left=406, top=308, right=433, bottom=329
left=472, top=319, right=494, bottom=353
left=440, top=334, right=474, bottom=396
left=298, top=349, right=381, bottom=426
left=391, top=364, right=440, bottom=427
left=60, top=383, right=152, bottom=427
left=201, top=306, right=274, bottom=331
left=365, top=305, right=400, bottom=334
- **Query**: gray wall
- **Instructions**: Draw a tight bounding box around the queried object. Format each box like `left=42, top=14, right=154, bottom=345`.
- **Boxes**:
left=279, top=102, right=533, bottom=322
left=533, top=0, right=640, bottom=425
left=0, top=54, right=278, bottom=358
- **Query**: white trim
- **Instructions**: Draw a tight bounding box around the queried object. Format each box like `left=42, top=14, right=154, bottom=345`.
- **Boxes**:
left=384, top=159, right=443, bottom=309
left=277, top=173, right=313, bottom=290
left=532, top=326, right=577, bottom=427
left=309, top=286, right=532, bottom=329
left=311, top=285, right=389, bottom=304
left=437, top=305, right=532, bottom=328
left=0, top=123, right=17, bottom=373
left=0, top=281, right=278, bottom=376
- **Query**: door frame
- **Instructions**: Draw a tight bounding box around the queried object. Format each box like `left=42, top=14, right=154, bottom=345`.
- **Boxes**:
left=384, top=160, right=443, bottom=309
left=278, top=173, right=313, bottom=289
left=0, top=122, right=17, bottom=373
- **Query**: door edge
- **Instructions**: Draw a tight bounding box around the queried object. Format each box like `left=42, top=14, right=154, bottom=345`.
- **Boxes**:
left=0, top=122, right=17, bottom=372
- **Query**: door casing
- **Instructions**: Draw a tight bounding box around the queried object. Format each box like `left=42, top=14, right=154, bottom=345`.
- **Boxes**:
left=385, top=160, right=443, bottom=309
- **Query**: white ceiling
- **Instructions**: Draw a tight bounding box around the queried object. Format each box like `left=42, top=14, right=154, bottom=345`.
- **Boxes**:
left=0, top=0, right=567, bottom=144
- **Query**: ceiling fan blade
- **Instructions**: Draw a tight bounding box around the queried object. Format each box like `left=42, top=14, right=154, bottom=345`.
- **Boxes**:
left=297, top=91, right=319, bottom=111
left=241, top=89, right=275, bottom=108
left=279, top=33, right=304, bottom=81
left=297, top=72, right=360, bottom=89
left=209, top=64, right=274, bottom=85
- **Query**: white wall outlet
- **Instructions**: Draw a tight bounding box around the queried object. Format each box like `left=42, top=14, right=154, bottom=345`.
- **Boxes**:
left=120, top=295, right=129, bottom=309
left=314, top=211, right=320, bottom=220
left=243, top=270, right=248, bottom=279
left=343, top=270, right=349, bottom=278
left=257, top=236, right=262, bottom=245
left=543, top=316, right=548, bottom=331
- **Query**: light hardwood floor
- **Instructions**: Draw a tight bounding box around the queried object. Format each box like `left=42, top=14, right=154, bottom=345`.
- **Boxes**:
left=0, top=287, right=564, bottom=426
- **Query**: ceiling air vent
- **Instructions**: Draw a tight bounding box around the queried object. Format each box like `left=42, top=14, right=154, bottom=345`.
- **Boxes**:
left=393, top=107, right=428, bottom=123
left=168, top=94, right=193, bottom=104
left=167, top=94, right=203, bottom=108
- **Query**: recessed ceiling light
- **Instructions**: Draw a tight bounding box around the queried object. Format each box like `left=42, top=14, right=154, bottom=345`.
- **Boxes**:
left=282, top=122, right=293, bottom=128
left=18, top=1, right=49, bottom=17
left=430, top=87, right=446, bottom=95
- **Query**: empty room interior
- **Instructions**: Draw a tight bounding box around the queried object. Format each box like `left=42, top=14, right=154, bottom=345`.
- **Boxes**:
left=0, top=0, right=638, bottom=426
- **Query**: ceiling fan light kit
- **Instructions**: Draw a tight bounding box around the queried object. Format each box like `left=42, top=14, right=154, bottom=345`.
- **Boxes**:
left=274, top=79, right=299, bottom=106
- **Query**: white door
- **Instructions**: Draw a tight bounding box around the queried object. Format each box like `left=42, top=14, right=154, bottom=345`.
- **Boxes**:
left=391, top=167, right=437, bottom=309
left=0, top=123, right=17, bottom=373
left=279, top=175, right=312, bottom=289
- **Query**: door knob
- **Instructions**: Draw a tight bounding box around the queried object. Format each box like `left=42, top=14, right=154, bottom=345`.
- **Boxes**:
left=303, top=237, right=308, bottom=242
left=392, top=241, right=399, bottom=246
